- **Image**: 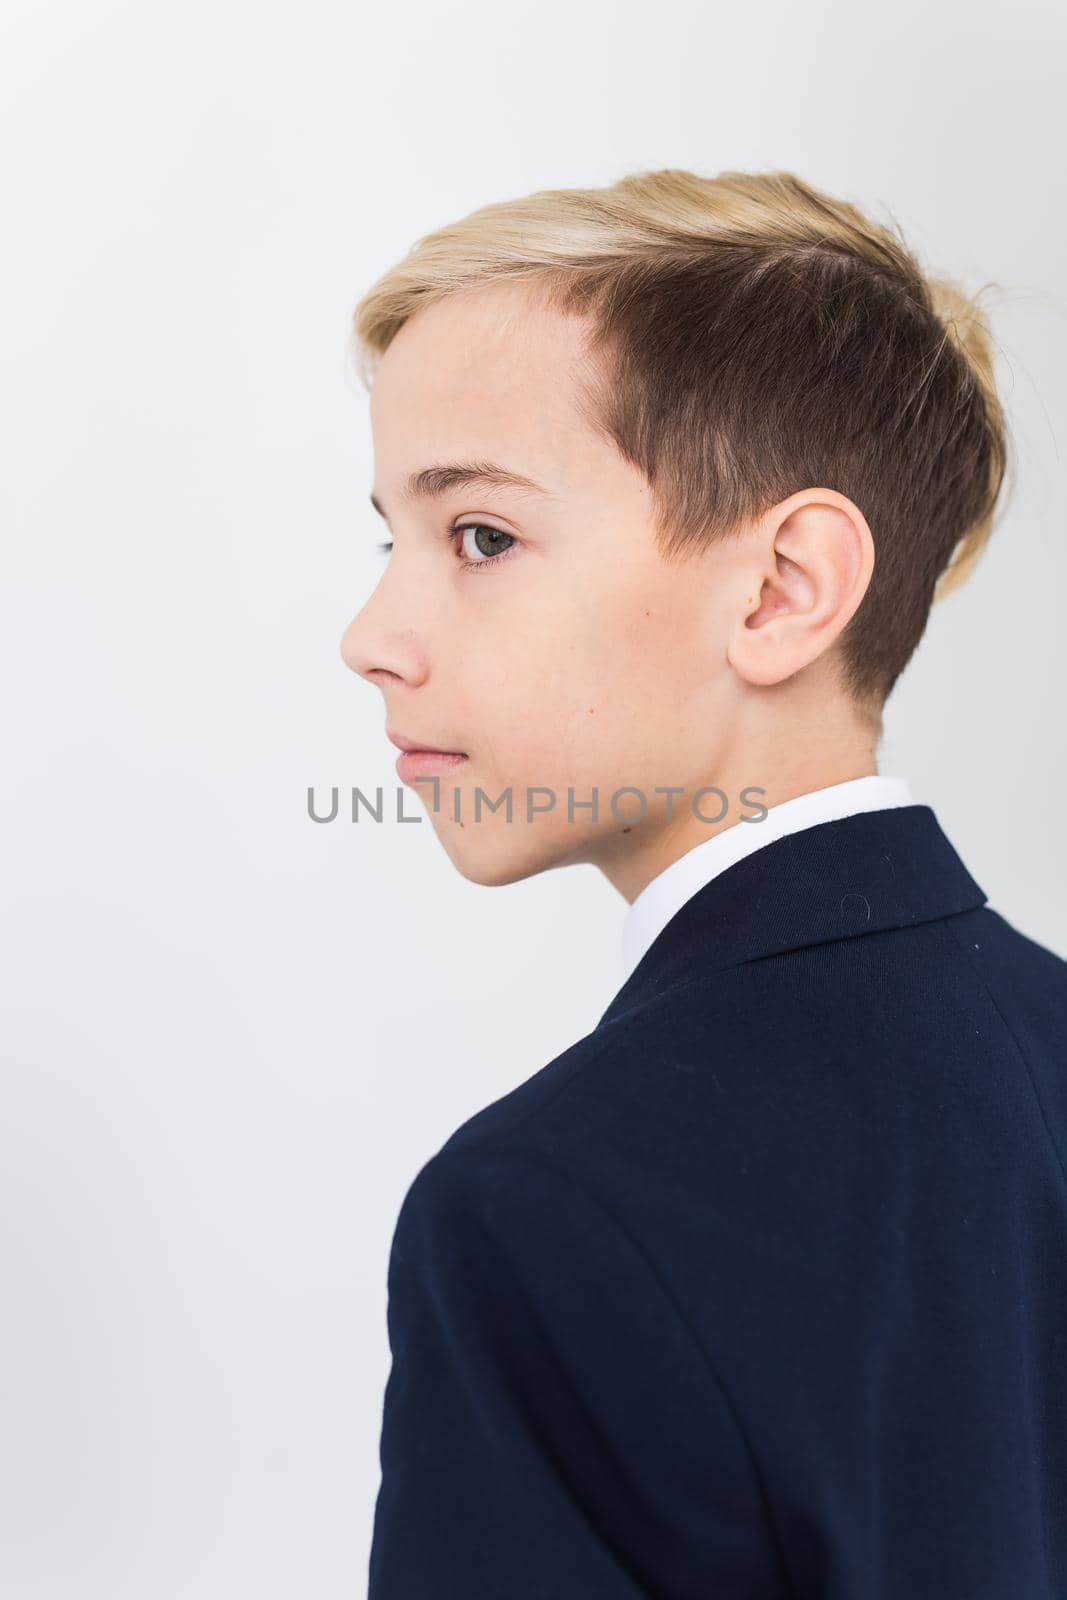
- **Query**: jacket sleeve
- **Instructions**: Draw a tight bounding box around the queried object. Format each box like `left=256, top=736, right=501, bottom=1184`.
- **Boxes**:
left=367, top=1138, right=782, bottom=1599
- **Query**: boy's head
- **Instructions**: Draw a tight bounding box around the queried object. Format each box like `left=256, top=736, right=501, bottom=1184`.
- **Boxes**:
left=340, top=168, right=1010, bottom=898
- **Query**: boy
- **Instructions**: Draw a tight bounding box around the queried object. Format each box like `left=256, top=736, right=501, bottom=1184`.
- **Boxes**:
left=340, top=168, right=1067, bottom=1596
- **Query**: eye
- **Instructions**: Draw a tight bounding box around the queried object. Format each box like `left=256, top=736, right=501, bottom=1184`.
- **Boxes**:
left=451, top=522, right=517, bottom=571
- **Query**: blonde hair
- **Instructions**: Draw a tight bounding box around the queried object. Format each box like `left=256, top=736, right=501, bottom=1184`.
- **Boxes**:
left=350, top=167, right=1012, bottom=715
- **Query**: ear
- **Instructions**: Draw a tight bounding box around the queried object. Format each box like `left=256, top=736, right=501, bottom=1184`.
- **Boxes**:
left=726, top=489, right=875, bottom=690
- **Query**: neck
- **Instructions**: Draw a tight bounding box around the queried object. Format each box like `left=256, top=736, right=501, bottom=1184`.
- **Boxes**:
left=593, top=705, right=882, bottom=904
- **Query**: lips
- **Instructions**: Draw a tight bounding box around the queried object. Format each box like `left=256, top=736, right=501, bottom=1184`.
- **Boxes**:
left=387, top=729, right=467, bottom=756
left=386, top=730, right=468, bottom=785
left=395, top=751, right=468, bottom=783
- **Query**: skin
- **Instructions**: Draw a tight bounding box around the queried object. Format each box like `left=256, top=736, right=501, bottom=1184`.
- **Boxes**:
left=340, top=278, right=881, bottom=904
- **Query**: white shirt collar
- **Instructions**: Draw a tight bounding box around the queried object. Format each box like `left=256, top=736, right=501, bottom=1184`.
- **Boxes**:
left=621, top=774, right=916, bottom=980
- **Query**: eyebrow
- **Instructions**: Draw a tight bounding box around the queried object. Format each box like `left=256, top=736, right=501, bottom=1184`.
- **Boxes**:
left=369, top=460, right=556, bottom=521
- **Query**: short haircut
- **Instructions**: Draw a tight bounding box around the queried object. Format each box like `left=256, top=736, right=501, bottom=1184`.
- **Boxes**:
left=350, top=168, right=1012, bottom=721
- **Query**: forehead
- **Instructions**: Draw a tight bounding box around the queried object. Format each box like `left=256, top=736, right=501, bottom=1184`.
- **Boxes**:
left=369, top=281, right=599, bottom=472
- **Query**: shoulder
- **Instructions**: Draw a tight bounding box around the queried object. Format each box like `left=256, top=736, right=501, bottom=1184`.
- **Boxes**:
left=408, top=917, right=1051, bottom=1282
left=395, top=973, right=762, bottom=1296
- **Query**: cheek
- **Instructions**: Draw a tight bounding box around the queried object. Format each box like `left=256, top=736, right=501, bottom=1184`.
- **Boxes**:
left=460, top=578, right=702, bottom=773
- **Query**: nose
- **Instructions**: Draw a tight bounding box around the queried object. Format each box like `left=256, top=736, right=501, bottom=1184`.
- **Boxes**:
left=339, top=571, right=430, bottom=690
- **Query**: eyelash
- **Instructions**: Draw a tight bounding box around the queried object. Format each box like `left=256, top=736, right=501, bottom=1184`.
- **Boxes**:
left=376, top=523, right=518, bottom=573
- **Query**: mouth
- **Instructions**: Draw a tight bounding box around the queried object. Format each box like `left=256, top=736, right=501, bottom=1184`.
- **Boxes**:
left=394, top=748, right=468, bottom=783
left=386, top=730, right=468, bottom=784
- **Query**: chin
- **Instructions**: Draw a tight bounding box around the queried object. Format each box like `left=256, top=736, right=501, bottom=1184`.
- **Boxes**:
left=433, top=820, right=590, bottom=888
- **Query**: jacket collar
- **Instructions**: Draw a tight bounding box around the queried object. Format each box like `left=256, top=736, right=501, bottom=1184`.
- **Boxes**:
left=597, top=804, right=987, bottom=1029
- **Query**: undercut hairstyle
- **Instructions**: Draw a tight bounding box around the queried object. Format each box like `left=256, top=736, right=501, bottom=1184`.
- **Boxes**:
left=350, top=167, right=1013, bottom=722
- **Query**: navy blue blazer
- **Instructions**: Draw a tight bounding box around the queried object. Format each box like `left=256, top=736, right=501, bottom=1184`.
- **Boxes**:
left=368, top=805, right=1067, bottom=1598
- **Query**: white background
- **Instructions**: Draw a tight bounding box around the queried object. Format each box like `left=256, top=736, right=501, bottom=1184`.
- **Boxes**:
left=1, top=0, right=1065, bottom=1593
